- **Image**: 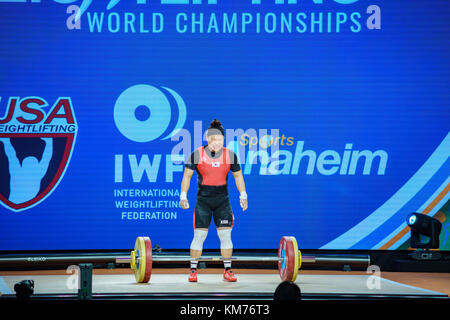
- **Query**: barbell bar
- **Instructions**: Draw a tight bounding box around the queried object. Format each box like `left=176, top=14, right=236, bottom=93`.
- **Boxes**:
left=0, top=236, right=370, bottom=284
left=116, top=254, right=366, bottom=265
left=122, top=236, right=370, bottom=283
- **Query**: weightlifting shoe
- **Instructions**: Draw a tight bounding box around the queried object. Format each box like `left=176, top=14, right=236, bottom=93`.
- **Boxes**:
left=223, top=269, right=237, bottom=282
left=188, top=269, right=198, bottom=282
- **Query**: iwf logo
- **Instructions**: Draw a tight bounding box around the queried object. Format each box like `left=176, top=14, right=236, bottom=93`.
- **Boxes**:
left=113, top=84, right=186, bottom=142
left=0, top=97, right=78, bottom=212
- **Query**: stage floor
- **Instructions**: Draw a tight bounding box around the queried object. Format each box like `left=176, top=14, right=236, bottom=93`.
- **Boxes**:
left=0, top=269, right=448, bottom=299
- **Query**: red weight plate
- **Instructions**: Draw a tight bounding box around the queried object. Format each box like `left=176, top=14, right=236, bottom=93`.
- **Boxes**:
left=142, top=236, right=152, bottom=283
left=278, top=236, right=296, bottom=282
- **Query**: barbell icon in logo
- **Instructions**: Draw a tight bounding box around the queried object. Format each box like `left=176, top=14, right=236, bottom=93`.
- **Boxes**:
left=113, top=84, right=186, bottom=143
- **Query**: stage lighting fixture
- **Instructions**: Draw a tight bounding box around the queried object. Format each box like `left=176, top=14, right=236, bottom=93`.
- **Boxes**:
left=406, top=212, right=442, bottom=260
left=14, top=280, right=34, bottom=301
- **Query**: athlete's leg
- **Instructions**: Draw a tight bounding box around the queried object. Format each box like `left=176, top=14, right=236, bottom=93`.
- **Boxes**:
left=217, top=226, right=236, bottom=281
left=190, top=228, right=208, bottom=259
left=213, top=195, right=235, bottom=281
left=189, top=197, right=213, bottom=281
left=217, top=227, right=233, bottom=260
left=191, top=196, right=212, bottom=260
left=189, top=228, right=208, bottom=282
left=213, top=195, right=234, bottom=261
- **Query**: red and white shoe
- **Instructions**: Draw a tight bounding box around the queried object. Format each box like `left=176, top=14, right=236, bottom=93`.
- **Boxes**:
left=223, top=269, right=237, bottom=282
left=188, top=269, right=198, bottom=282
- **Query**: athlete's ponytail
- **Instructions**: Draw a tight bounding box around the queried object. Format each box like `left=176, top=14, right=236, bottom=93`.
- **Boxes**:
left=207, top=118, right=225, bottom=136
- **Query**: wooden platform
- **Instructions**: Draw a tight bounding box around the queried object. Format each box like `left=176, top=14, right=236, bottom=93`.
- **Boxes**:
left=0, top=269, right=448, bottom=299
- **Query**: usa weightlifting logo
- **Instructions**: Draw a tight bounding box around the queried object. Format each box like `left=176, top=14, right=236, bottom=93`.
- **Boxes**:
left=0, top=96, right=78, bottom=212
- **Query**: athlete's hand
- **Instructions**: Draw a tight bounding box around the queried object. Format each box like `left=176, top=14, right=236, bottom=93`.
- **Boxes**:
left=240, top=198, right=248, bottom=211
left=180, top=199, right=190, bottom=209
left=180, top=191, right=189, bottom=209
left=239, top=191, right=248, bottom=211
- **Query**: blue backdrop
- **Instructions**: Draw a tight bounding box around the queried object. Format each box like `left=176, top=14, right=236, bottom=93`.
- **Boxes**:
left=0, top=0, right=448, bottom=251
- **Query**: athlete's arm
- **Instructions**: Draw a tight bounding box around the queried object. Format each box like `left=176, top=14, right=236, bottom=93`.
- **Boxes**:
left=180, top=149, right=199, bottom=210
left=181, top=168, right=194, bottom=193
left=232, top=169, right=248, bottom=211
left=228, top=149, right=247, bottom=211
left=180, top=168, right=194, bottom=210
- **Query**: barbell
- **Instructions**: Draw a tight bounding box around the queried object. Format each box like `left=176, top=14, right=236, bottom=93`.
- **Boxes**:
left=119, top=236, right=370, bottom=283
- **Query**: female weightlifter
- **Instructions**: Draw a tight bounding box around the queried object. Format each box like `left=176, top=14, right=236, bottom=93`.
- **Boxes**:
left=179, top=119, right=248, bottom=282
